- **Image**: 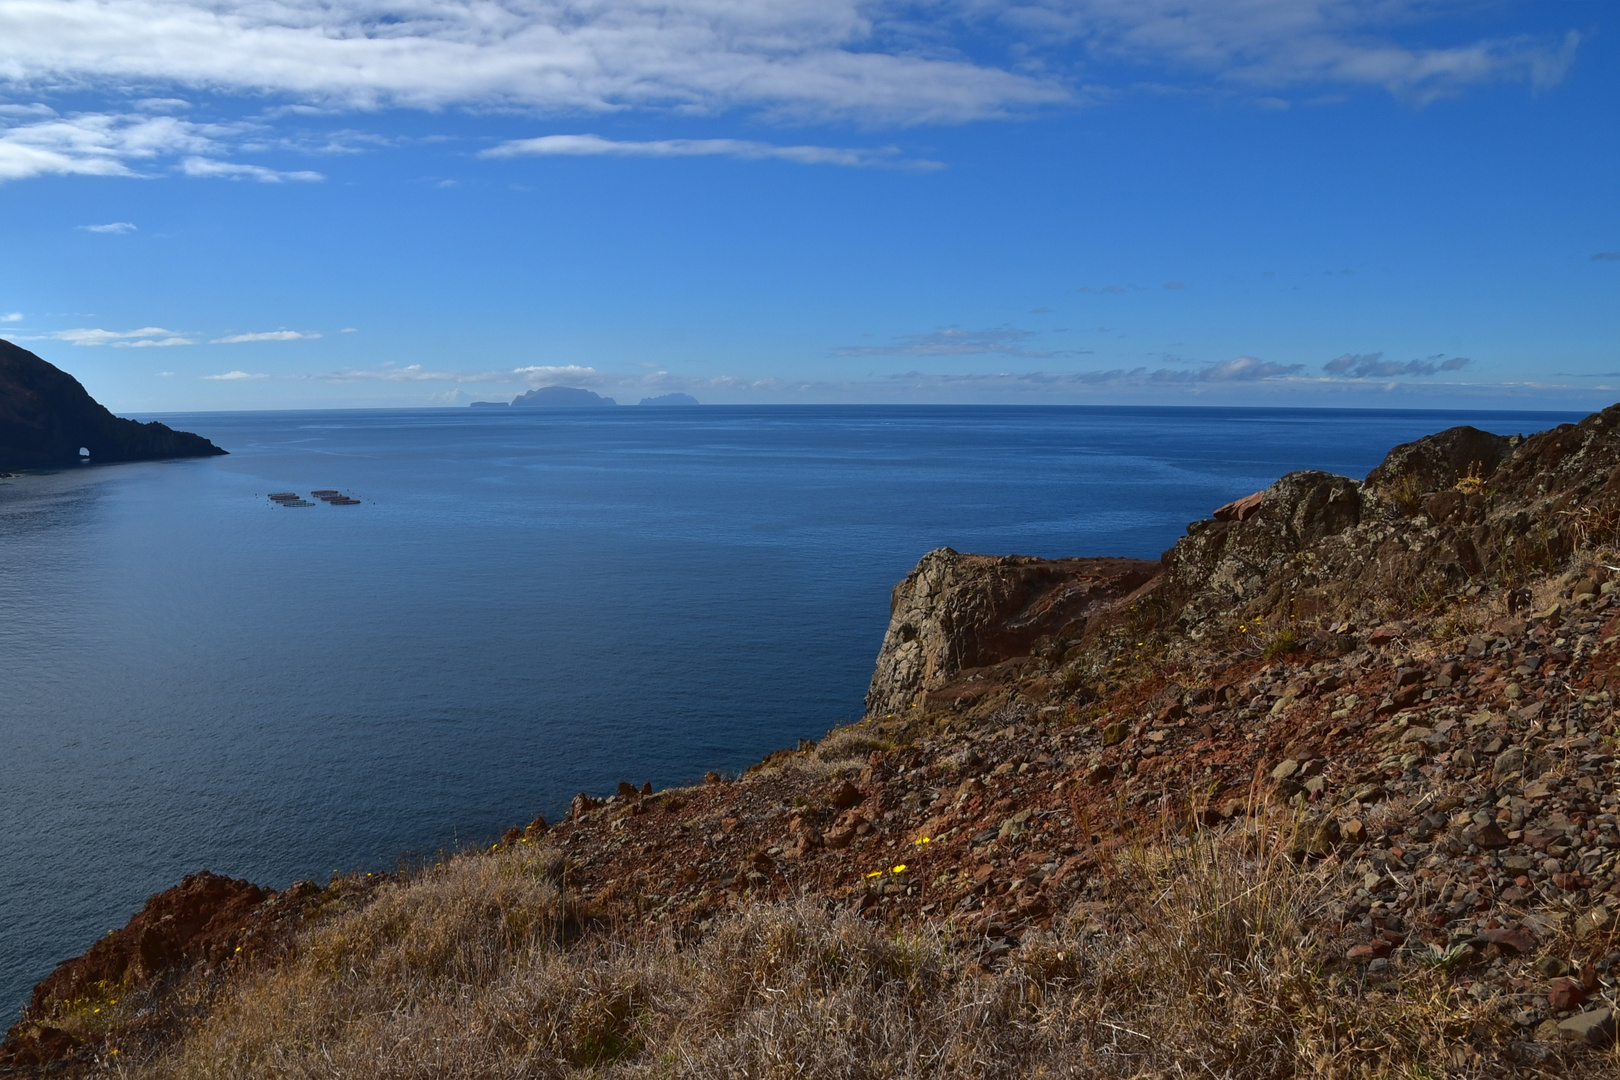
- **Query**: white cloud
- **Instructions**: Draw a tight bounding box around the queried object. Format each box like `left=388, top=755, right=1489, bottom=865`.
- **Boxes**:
left=513, top=364, right=603, bottom=385
left=0, top=0, right=1063, bottom=125
left=80, top=221, right=136, bottom=233
left=0, top=312, right=21, bottom=322
left=53, top=325, right=192, bottom=346
left=0, top=110, right=219, bottom=181
left=483, top=134, right=937, bottom=169
left=0, top=1, right=1572, bottom=133
left=0, top=108, right=323, bottom=183
left=339, top=326, right=358, bottom=333
left=203, top=369, right=267, bottom=379
left=210, top=329, right=322, bottom=342
left=309, top=363, right=500, bottom=382
left=1197, top=355, right=1303, bottom=381
left=118, top=336, right=194, bottom=347
left=157, top=370, right=175, bottom=376
left=180, top=157, right=322, bottom=182
left=1001, top=0, right=1578, bottom=104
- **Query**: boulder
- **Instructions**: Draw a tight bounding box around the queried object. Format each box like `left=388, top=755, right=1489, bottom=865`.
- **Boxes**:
left=1558, top=1008, right=1616, bottom=1048
left=1363, top=425, right=1515, bottom=502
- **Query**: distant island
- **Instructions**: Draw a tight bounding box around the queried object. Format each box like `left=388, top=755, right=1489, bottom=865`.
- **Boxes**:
left=470, top=387, right=701, bottom=408
left=0, top=339, right=227, bottom=470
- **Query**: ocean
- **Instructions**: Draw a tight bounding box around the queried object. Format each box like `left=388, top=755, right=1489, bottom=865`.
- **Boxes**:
left=0, top=404, right=1583, bottom=1011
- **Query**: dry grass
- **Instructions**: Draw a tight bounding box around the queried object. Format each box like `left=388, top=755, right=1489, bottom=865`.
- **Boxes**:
left=119, top=820, right=1550, bottom=1080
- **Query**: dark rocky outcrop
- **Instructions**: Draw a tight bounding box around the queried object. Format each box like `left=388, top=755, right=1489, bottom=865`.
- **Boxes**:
left=864, top=550, right=1159, bottom=716
left=26, top=872, right=268, bottom=1012
left=510, top=386, right=616, bottom=407
left=864, top=411, right=1620, bottom=717
left=1362, top=424, right=1517, bottom=505
left=0, top=340, right=227, bottom=470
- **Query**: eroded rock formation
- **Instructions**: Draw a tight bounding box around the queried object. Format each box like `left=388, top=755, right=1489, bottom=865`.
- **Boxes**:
left=864, top=552, right=1158, bottom=717
left=0, top=340, right=227, bottom=470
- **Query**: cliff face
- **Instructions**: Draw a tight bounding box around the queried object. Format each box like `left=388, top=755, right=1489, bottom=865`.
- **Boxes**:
left=864, top=553, right=1158, bottom=717
left=864, top=411, right=1614, bottom=722
left=0, top=340, right=227, bottom=469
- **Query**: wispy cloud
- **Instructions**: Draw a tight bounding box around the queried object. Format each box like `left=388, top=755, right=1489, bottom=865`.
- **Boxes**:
left=1021, top=2, right=1579, bottom=105
left=483, top=135, right=938, bottom=170
left=879, top=355, right=1302, bottom=387
left=1189, top=355, right=1303, bottom=381
left=0, top=1, right=1576, bottom=139
left=180, top=157, right=322, bottom=183
left=1593, top=252, right=1620, bottom=262
left=0, top=0, right=1065, bottom=126
left=0, top=312, right=22, bottom=322
left=308, top=363, right=478, bottom=382
left=836, top=326, right=1072, bottom=358
left=0, top=108, right=321, bottom=184
left=119, top=337, right=194, bottom=347
left=80, top=221, right=137, bottom=233
left=53, top=326, right=194, bottom=347
left=210, top=330, right=322, bottom=343
left=203, top=370, right=267, bottom=380
left=1323, top=352, right=1469, bottom=378
left=512, top=365, right=601, bottom=383
left=0, top=111, right=217, bottom=181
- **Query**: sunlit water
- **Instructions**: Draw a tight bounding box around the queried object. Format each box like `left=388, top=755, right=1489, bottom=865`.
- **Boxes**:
left=0, top=404, right=1580, bottom=1011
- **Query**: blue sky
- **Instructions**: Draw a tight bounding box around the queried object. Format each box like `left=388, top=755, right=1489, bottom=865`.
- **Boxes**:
left=0, top=0, right=1615, bottom=410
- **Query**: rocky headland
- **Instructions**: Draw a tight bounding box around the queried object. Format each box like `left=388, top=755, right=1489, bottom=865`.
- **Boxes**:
left=9, top=407, right=1620, bottom=1077
left=0, top=341, right=226, bottom=470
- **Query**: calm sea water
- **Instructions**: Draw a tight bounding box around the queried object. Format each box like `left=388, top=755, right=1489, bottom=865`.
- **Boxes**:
left=0, top=404, right=1583, bottom=1011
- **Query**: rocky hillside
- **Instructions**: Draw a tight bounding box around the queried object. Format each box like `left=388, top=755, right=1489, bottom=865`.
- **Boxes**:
left=8, top=407, right=1620, bottom=1077
left=0, top=340, right=226, bottom=470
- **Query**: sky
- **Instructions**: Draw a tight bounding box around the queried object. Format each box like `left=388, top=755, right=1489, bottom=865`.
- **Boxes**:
left=0, top=0, right=1615, bottom=411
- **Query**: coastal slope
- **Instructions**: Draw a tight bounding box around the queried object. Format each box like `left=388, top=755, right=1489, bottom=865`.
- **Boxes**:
left=9, top=407, right=1620, bottom=1077
left=0, top=341, right=226, bottom=470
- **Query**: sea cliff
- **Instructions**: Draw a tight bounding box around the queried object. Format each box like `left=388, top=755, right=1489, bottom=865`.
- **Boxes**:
left=0, top=341, right=226, bottom=470
left=9, top=408, right=1620, bottom=1077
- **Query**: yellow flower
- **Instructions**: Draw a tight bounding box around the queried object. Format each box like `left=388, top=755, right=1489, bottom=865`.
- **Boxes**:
left=865, top=870, right=883, bottom=879
left=892, top=864, right=907, bottom=874
left=914, top=836, right=930, bottom=845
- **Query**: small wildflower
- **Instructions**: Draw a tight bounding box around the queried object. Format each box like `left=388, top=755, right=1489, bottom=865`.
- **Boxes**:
left=892, top=864, right=907, bottom=874
left=864, top=870, right=883, bottom=879
left=914, top=836, right=930, bottom=845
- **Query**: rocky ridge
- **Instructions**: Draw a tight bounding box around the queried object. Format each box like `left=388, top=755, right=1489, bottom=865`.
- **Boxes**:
left=10, top=408, right=1620, bottom=1075
left=0, top=340, right=226, bottom=470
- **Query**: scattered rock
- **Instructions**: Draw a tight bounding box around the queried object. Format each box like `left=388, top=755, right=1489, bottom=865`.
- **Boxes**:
left=1548, top=978, right=1587, bottom=1011
left=829, top=780, right=863, bottom=810
left=1558, top=1008, right=1616, bottom=1048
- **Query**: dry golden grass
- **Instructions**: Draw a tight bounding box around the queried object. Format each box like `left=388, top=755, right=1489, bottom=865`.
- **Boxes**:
left=120, top=821, right=1563, bottom=1080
